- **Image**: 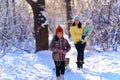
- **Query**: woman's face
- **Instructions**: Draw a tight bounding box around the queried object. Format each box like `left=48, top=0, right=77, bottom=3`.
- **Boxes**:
left=75, top=20, right=80, bottom=25
left=57, top=32, right=63, bottom=38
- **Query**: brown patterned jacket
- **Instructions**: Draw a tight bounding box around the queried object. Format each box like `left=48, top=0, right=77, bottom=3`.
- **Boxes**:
left=49, top=36, right=71, bottom=61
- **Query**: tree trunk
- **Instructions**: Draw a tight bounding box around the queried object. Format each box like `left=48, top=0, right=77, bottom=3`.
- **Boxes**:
left=108, top=0, right=111, bottom=24
left=65, top=0, right=72, bottom=38
left=12, top=0, right=16, bottom=25
left=26, top=0, right=48, bottom=52
left=118, top=0, right=120, bottom=20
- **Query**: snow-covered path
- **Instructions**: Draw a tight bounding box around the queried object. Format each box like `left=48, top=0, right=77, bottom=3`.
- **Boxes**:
left=0, top=47, right=120, bottom=80
left=36, top=49, right=120, bottom=80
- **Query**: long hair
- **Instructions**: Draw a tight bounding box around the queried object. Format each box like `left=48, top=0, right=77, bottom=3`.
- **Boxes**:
left=72, top=22, right=82, bottom=28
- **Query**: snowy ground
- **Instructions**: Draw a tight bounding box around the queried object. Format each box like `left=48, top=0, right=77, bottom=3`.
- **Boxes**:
left=0, top=40, right=120, bottom=80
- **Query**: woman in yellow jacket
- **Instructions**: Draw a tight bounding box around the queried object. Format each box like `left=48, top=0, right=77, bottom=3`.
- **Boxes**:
left=70, top=15, right=86, bottom=69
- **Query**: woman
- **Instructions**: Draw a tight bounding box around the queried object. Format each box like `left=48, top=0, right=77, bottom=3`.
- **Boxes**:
left=49, top=25, right=71, bottom=80
left=70, top=16, right=93, bottom=69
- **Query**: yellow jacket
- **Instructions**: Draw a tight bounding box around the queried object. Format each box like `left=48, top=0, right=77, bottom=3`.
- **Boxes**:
left=70, top=24, right=86, bottom=44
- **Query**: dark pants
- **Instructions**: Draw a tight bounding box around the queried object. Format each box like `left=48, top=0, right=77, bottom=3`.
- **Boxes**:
left=75, top=41, right=86, bottom=67
left=54, top=61, right=65, bottom=77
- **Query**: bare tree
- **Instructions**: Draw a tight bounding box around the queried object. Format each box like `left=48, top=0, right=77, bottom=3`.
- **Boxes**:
left=12, top=0, right=16, bottom=24
left=26, top=0, right=48, bottom=52
left=65, top=0, right=72, bottom=37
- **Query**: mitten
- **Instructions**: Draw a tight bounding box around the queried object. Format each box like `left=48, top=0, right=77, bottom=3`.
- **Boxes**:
left=82, top=34, right=87, bottom=40
left=77, top=40, right=82, bottom=44
left=59, top=50, right=63, bottom=54
left=59, top=50, right=66, bottom=55
left=62, top=50, right=66, bottom=55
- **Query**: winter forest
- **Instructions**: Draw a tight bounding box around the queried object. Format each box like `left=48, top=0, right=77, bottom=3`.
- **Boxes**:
left=0, top=0, right=120, bottom=53
left=0, top=0, right=120, bottom=52
left=0, top=0, right=120, bottom=80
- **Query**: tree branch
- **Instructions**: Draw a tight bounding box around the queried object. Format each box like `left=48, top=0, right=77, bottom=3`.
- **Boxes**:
left=0, top=31, right=31, bottom=53
left=26, top=0, right=36, bottom=6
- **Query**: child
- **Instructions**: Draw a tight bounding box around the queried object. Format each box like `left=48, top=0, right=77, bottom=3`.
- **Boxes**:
left=49, top=25, right=71, bottom=80
left=81, top=19, right=94, bottom=41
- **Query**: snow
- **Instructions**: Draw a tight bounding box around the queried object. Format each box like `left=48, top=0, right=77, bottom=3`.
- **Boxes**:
left=40, top=11, right=49, bottom=28
left=32, top=0, right=37, bottom=3
left=0, top=38, right=120, bottom=80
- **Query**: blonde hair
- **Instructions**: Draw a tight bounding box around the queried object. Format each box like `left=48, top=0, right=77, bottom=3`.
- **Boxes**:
left=85, top=19, right=93, bottom=26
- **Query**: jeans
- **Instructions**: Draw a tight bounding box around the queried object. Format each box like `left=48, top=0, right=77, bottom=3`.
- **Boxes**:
left=54, top=61, right=65, bottom=77
left=75, top=41, right=86, bottom=63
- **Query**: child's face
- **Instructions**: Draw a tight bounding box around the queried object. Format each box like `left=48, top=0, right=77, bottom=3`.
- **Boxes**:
left=86, top=22, right=90, bottom=26
left=57, top=32, right=63, bottom=38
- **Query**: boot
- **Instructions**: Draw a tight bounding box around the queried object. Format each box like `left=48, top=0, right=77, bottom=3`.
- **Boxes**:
left=76, top=62, right=80, bottom=68
left=80, top=64, right=83, bottom=68
left=60, top=74, right=64, bottom=80
left=76, top=61, right=84, bottom=69
left=80, top=60, right=84, bottom=64
left=56, top=76, right=61, bottom=80
left=80, top=60, right=84, bottom=68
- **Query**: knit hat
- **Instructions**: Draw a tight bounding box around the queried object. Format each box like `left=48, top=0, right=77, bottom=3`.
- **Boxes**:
left=73, top=15, right=81, bottom=22
left=55, top=25, right=63, bottom=35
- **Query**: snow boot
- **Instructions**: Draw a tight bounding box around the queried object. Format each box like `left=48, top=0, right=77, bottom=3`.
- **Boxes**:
left=76, top=60, right=84, bottom=69
left=76, top=62, right=81, bottom=69
left=80, top=60, right=84, bottom=64
left=77, top=67, right=81, bottom=70
left=80, top=60, right=84, bottom=68
left=56, top=76, right=61, bottom=80
left=60, top=74, right=64, bottom=80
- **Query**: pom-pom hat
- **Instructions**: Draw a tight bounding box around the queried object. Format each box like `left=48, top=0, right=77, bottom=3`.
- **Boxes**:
left=73, top=15, right=81, bottom=22
left=55, top=25, right=63, bottom=35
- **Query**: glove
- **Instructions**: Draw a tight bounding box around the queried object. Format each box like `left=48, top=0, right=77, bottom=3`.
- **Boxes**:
left=59, top=50, right=66, bottom=55
left=76, top=40, right=82, bottom=44
left=82, top=34, right=87, bottom=40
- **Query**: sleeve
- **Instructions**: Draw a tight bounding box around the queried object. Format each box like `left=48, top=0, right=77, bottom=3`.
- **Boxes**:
left=70, top=26, right=76, bottom=42
left=64, top=39, right=71, bottom=53
left=87, top=26, right=94, bottom=35
left=70, top=26, right=74, bottom=38
left=49, top=37, right=59, bottom=52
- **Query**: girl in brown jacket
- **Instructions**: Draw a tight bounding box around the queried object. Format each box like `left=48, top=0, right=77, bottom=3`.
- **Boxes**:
left=49, top=25, right=71, bottom=80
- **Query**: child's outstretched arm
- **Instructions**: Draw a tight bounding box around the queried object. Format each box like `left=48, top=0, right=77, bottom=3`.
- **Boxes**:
left=81, top=25, right=94, bottom=40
